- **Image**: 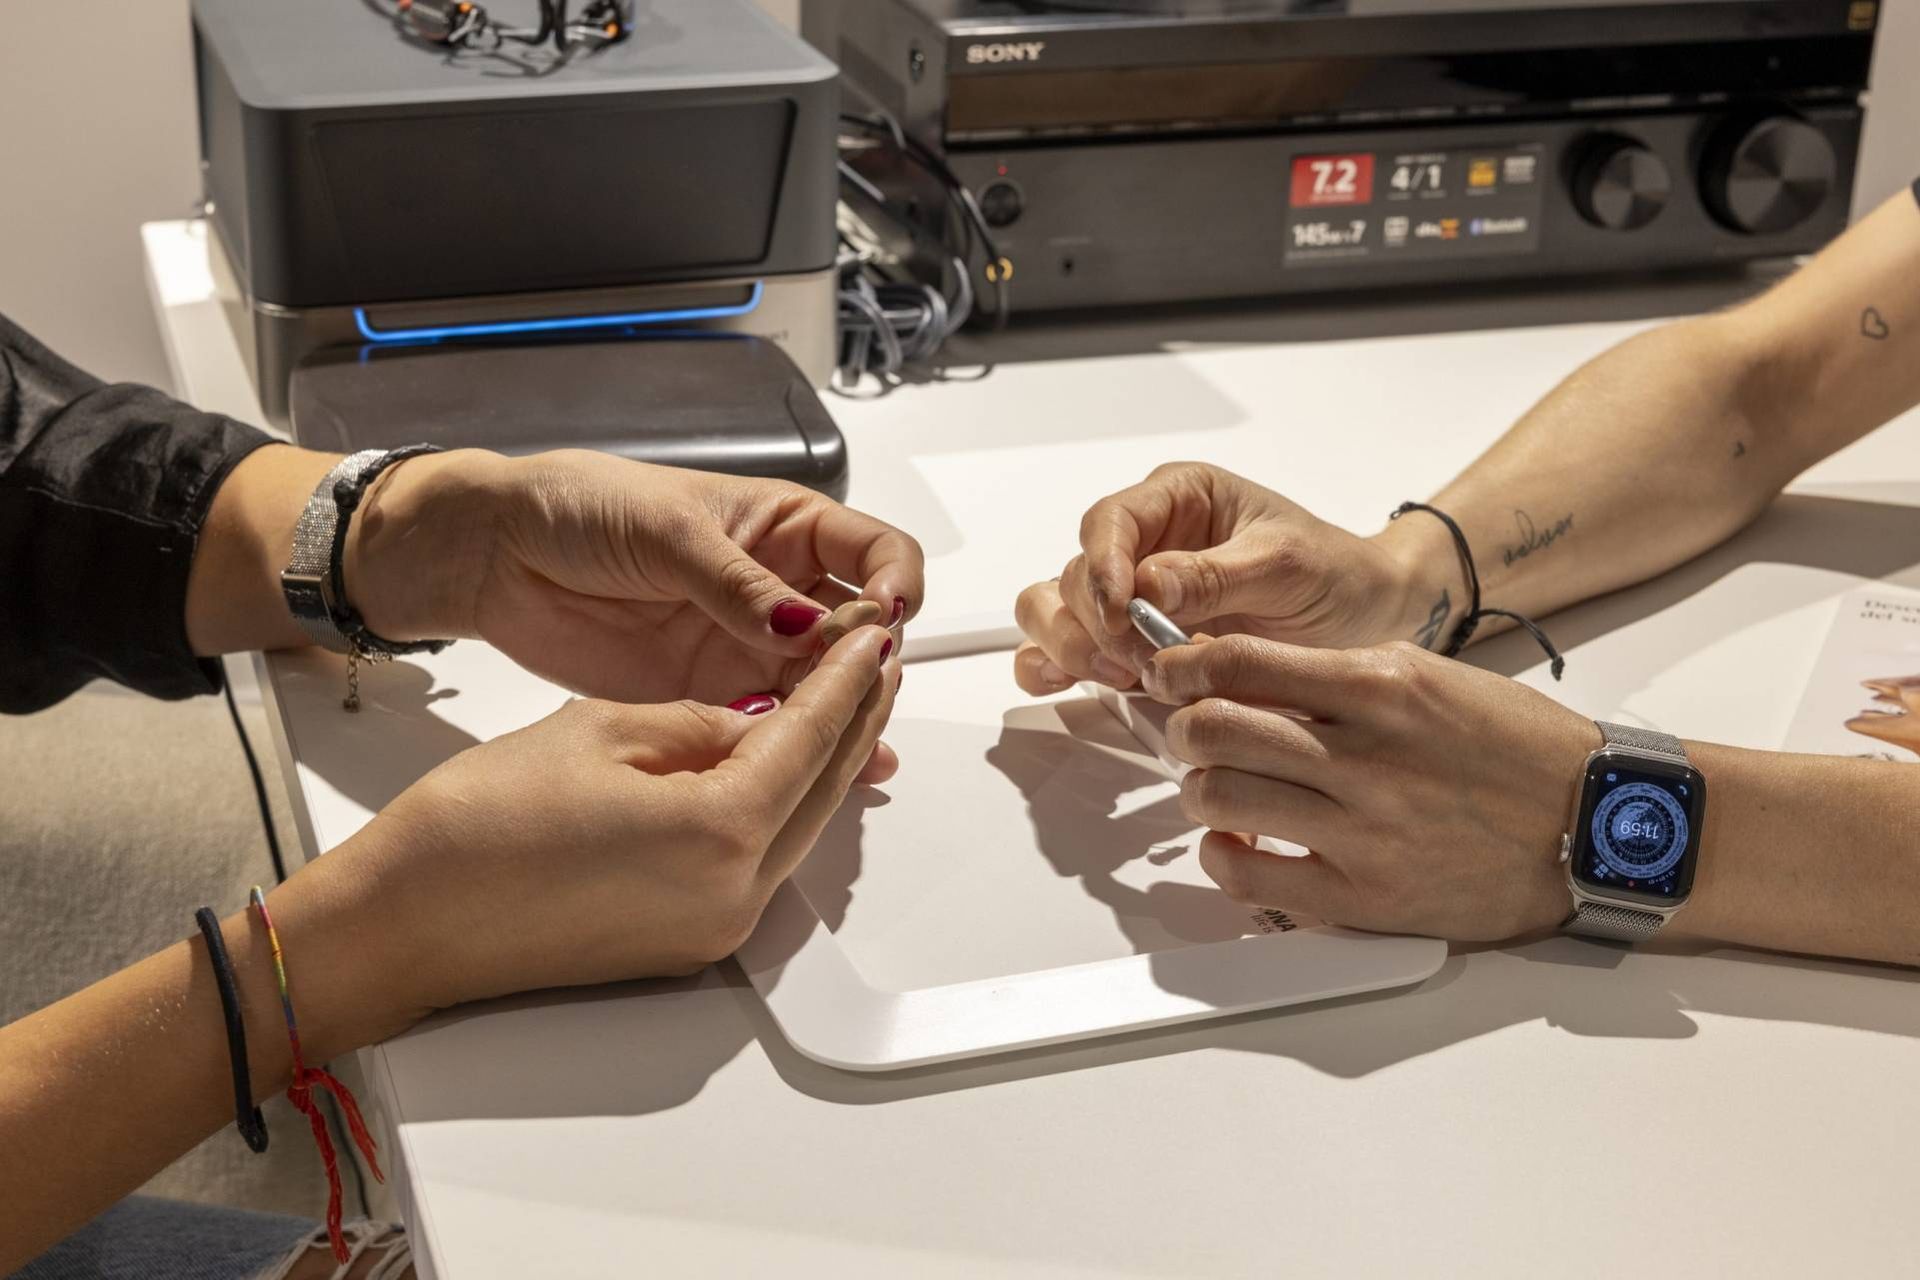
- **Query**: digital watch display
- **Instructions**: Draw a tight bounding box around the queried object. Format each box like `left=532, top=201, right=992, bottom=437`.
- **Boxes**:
left=1570, top=752, right=1705, bottom=908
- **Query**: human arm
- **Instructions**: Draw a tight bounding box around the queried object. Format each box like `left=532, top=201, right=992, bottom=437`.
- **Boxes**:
left=1145, top=635, right=1920, bottom=966
left=0, top=311, right=276, bottom=710
left=189, top=444, right=926, bottom=705
left=1378, top=184, right=1920, bottom=640
left=1, top=312, right=924, bottom=712
left=1014, top=186, right=1920, bottom=690
left=0, top=626, right=901, bottom=1272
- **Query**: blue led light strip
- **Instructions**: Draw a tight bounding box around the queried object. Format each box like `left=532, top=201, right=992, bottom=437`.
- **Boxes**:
left=352, top=280, right=765, bottom=343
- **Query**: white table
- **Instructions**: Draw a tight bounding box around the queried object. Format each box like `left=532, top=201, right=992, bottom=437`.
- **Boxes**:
left=147, top=220, right=1920, bottom=1278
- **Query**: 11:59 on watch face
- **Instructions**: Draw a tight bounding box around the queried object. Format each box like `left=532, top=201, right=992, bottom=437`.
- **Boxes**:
left=1572, top=755, right=1706, bottom=905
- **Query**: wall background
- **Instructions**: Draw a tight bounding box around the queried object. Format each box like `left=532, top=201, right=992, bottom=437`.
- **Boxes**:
left=0, top=0, right=1906, bottom=392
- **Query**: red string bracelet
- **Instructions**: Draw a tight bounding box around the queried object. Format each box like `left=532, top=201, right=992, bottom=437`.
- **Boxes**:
left=249, top=885, right=384, bottom=1264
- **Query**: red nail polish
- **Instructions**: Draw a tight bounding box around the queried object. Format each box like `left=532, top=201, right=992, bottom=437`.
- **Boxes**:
left=879, top=637, right=894, bottom=664
left=889, top=596, right=907, bottom=626
left=770, top=600, right=824, bottom=637
left=727, top=693, right=779, bottom=716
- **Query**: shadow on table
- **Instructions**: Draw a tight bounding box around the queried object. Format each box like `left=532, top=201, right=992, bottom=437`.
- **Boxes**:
left=986, top=700, right=1248, bottom=951
left=1467, top=488, right=1920, bottom=682
left=276, top=656, right=479, bottom=817
left=374, top=919, right=1920, bottom=1126
left=745, top=937, right=1920, bottom=1106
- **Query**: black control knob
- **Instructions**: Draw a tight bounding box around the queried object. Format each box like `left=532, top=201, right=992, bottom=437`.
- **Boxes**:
left=1571, top=136, right=1670, bottom=231
left=980, top=181, right=1024, bottom=228
left=1701, top=115, right=1835, bottom=235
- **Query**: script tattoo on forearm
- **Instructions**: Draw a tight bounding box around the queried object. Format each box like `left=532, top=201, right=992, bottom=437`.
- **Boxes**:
left=1501, top=509, right=1574, bottom=568
left=1861, top=306, right=1890, bottom=341
left=1413, top=588, right=1450, bottom=651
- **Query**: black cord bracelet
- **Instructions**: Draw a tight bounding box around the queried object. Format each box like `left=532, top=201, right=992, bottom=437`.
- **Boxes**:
left=193, top=907, right=270, bottom=1154
left=325, top=444, right=453, bottom=661
left=1390, top=501, right=1566, bottom=680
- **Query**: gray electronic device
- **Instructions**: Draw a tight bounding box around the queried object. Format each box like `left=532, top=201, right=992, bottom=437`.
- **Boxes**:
left=806, top=0, right=1873, bottom=313
left=288, top=333, right=851, bottom=500
left=192, top=0, right=839, bottom=426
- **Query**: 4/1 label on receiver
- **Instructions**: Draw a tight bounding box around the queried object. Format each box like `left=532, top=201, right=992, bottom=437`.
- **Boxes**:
left=1283, top=144, right=1546, bottom=268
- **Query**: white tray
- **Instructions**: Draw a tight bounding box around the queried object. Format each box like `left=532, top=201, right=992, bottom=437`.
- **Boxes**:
left=738, top=620, right=1446, bottom=1072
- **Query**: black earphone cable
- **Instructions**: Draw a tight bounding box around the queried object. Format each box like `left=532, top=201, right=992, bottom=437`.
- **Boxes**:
left=222, top=678, right=287, bottom=886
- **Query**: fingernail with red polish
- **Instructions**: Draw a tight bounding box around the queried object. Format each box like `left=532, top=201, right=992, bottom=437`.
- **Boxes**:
left=889, top=596, right=907, bottom=626
left=728, top=693, right=779, bottom=716
left=879, top=637, right=895, bottom=664
left=770, top=600, right=825, bottom=637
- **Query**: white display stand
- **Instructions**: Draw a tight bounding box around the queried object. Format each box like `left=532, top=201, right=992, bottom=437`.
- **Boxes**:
left=260, top=605, right=1442, bottom=1075
left=738, top=637, right=1444, bottom=1070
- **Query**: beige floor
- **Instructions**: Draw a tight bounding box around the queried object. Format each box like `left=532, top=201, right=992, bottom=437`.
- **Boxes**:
left=0, top=683, right=388, bottom=1223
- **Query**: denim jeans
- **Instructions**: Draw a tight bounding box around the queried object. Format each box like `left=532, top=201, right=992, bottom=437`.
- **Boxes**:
left=11, top=1196, right=385, bottom=1280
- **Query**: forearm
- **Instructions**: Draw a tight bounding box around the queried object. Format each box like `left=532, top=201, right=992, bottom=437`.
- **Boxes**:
left=184, top=445, right=338, bottom=655
left=1373, top=311, right=1789, bottom=635
left=185, top=445, right=508, bottom=656
left=1372, top=189, right=1920, bottom=644
left=1666, top=743, right=1920, bottom=966
left=0, top=864, right=398, bottom=1270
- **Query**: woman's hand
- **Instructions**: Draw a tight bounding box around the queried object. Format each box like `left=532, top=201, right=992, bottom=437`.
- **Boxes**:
left=1013, top=462, right=1453, bottom=695
left=1144, top=634, right=1599, bottom=941
left=283, top=624, right=901, bottom=1048
left=344, top=449, right=924, bottom=705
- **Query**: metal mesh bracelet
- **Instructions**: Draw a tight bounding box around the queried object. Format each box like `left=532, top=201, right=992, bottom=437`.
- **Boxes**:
left=323, top=444, right=455, bottom=660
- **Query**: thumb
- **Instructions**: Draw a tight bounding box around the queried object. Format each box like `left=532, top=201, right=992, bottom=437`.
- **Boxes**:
left=1134, top=533, right=1284, bottom=624
left=673, top=526, right=827, bottom=654
left=569, top=698, right=758, bottom=774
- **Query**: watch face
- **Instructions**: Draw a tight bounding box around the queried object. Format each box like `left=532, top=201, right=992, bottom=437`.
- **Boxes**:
left=1571, top=754, right=1704, bottom=905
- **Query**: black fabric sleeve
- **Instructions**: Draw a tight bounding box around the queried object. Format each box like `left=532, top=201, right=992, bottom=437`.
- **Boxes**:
left=0, top=312, right=275, bottom=713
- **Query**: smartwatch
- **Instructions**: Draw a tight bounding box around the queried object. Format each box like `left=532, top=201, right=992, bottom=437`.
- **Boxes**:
left=1560, top=721, right=1707, bottom=942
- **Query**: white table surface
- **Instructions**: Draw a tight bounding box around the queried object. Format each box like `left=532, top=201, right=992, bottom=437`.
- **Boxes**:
left=146, top=220, right=1920, bottom=1278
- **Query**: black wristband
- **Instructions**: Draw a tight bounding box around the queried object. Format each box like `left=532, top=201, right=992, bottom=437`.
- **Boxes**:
left=1390, top=501, right=1566, bottom=680
left=324, top=444, right=453, bottom=660
left=194, top=907, right=270, bottom=1154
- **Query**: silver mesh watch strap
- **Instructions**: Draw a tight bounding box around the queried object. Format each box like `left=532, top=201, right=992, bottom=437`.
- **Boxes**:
left=1594, top=720, right=1686, bottom=761
left=1564, top=720, right=1688, bottom=942
left=281, top=450, right=388, bottom=654
left=1566, top=899, right=1670, bottom=941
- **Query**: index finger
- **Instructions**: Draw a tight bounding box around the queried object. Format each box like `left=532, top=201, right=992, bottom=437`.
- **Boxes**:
left=719, top=624, right=893, bottom=829
left=1077, top=483, right=1168, bottom=636
left=808, top=502, right=926, bottom=627
left=1078, top=465, right=1220, bottom=635
left=1144, top=633, right=1361, bottom=720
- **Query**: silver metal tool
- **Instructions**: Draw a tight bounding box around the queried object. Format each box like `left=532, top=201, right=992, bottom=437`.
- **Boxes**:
left=1127, top=597, right=1191, bottom=650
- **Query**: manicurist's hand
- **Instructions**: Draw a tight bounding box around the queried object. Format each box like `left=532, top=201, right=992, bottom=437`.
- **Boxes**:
left=1144, top=634, right=1600, bottom=941
left=276, top=624, right=901, bottom=1051
left=341, top=449, right=924, bottom=705
left=1013, top=462, right=1450, bottom=696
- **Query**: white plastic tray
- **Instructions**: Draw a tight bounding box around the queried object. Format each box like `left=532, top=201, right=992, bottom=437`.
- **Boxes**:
left=738, top=621, right=1447, bottom=1071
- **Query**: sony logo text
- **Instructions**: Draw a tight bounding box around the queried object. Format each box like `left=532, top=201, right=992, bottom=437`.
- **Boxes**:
left=966, top=41, right=1046, bottom=64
